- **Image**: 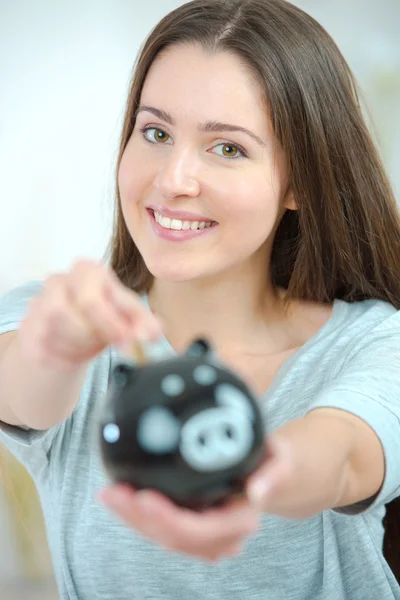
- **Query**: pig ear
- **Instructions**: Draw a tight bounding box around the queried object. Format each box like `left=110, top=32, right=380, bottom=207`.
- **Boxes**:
left=137, top=407, right=180, bottom=454
left=111, top=363, right=136, bottom=386
left=186, top=338, right=213, bottom=358
left=215, top=384, right=255, bottom=421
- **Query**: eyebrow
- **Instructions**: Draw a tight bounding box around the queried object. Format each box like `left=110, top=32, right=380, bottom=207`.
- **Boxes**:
left=136, top=105, right=268, bottom=148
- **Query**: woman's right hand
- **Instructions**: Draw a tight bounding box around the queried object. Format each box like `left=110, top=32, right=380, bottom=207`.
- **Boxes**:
left=19, top=259, right=162, bottom=370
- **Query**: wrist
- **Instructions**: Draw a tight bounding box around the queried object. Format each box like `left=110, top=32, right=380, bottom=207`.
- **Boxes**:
left=247, top=413, right=355, bottom=519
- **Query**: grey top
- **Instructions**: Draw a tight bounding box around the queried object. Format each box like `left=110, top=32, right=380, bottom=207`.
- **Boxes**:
left=1, top=281, right=400, bottom=600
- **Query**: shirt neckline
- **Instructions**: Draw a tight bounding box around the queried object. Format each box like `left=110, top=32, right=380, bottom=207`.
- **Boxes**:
left=140, top=294, right=346, bottom=399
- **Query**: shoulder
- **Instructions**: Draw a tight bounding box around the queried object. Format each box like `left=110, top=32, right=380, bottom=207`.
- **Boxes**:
left=0, top=280, right=43, bottom=304
left=0, top=281, right=43, bottom=334
left=340, top=297, right=398, bottom=323
left=315, top=298, right=400, bottom=380
left=295, top=297, right=399, bottom=379
left=336, top=298, right=400, bottom=346
left=291, top=295, right=398, bottom=353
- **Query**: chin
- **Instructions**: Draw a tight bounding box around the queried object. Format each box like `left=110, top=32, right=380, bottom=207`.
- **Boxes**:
left=145, top=259, right=200, bottom=283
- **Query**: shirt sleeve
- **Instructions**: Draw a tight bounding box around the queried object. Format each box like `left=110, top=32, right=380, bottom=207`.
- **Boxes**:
left=0, top=281, right=68, bottom=480
left=307, top=310, right=400, bottom=514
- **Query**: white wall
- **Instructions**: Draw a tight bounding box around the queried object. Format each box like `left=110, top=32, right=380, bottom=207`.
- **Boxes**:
left=0, top=0, right=183, bottom=293
left=0, top=1, right=399, bottom=294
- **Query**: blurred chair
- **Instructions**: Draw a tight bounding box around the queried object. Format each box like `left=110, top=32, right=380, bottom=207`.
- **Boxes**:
left=0, top=447, right=53, bottom=582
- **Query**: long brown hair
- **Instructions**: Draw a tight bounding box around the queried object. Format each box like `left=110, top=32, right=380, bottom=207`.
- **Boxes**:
left=105, top=0, right=400, bottom=578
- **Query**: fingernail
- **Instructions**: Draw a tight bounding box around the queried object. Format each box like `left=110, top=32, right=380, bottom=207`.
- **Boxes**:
left=98, top=489, right=130, bottom=510
left=248, top=479, right=271, bottom=506
left=149, top=327, right=163, bottom=342
left=224, top=545, right=242, bottom=558
left=136, top=330, right=150, bottom=343
left=97, top=489, right=109, bottom=504
left=116, top=342, right=133, bottom=357
left=135, top=491, right=157, bottom=514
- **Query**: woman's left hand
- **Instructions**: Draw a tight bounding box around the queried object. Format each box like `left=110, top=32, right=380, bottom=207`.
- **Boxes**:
left=97, top=434, right=295, bottom=562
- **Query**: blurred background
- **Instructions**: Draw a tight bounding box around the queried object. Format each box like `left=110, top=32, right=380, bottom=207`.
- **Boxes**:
left=0, top=1, right=399, bottom=598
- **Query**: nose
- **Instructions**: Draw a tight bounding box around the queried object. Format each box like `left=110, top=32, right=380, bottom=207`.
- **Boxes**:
left=153, top=147, right=200, bottom=200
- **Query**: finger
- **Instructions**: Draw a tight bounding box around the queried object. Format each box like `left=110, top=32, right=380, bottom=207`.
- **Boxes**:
left=69, top=258, right=161, bottom=337
left=206, top=541, right=244, bottom=561
left=68, top=260, right=162, bottom=342
left=23, top=282, right=95, bottom=354
left=98, top=492, right=249, bottom=560
left=223, top=542, right=243, bottom=557
left=190, top=542, right=243, bottom=563
left=99, top=486, right=259, bottom=547
left=98, top=487, right=181, bottom=547
left=66, top=267, right=129, bottom=342
left=39, top=279, right=111, bottom=357
left=72, top=293, right=132, bottom=346
left=143, top=490, right=259, bottom=543
left=104, top=278, right=162, bottom=341
left=98, top=487, right=254, bottom=560
left=246, top=435, right=294, bottom=507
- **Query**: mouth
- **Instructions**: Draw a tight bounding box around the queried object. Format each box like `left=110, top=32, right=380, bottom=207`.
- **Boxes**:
left=147, top=208, right=219, bottom=241
left=149, top=208, right=218, bottom=231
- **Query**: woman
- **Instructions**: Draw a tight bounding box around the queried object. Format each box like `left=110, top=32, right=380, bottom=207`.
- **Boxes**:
left=1, top=0, right=400, bottom=598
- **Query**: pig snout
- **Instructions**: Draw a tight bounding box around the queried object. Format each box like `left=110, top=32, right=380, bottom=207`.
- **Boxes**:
left=180, top=407, right=254, bottom=472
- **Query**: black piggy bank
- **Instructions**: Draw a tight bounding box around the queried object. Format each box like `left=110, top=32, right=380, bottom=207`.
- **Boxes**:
left=99, top=339, right=266, bottom=509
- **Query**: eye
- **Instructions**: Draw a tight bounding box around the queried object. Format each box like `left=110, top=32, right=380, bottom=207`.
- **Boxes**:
left=140, top=126, right=171, bottom=144
left=212, top=143, right=246, bottom=160
left=140, top=126, right=247, bottom=159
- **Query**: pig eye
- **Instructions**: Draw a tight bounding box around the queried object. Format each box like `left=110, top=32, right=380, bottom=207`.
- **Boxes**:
left=103, top=423, right=120, bottom=444
left=161, top=374, right=185, bottom=396
left=112, top=363, right=133, bottom=386
left=137, top=406, right=180, bottom=454
left=193, top=365, right=217, bottom=386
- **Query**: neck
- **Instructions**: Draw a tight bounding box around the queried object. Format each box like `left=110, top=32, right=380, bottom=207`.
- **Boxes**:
left=148, top=263, right=293, bottom=357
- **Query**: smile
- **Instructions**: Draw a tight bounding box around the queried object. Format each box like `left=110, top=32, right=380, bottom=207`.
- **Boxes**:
left=147, top=209, right=218, bottom=242
left=153, top=210, right=217, bottom=231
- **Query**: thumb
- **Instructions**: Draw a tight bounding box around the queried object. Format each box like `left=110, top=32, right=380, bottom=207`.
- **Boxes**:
left=246, top=435, right=294, bottom=508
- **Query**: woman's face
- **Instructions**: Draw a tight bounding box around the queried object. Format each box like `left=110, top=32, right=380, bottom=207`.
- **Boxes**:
left=118, top=43, right=294, bottom=283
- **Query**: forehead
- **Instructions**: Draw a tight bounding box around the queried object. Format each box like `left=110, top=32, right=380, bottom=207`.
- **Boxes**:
left=140, top=43, right=270, bottom=134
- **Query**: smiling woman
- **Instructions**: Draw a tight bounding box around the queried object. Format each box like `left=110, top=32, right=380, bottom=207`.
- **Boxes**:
left=1, top=1, right=400, bottom=600
left=117, top=44, right=289, bottom=285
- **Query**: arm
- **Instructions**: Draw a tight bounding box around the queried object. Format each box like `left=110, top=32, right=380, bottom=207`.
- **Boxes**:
left=0, top=262, right=162, bottom=432
left=0, top=331, right=89, bottom=430
left=247, top=407, right=385, bottom=519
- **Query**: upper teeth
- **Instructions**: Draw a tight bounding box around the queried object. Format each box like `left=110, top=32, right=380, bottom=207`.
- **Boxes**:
left=154, top=210, right=214, bottom=231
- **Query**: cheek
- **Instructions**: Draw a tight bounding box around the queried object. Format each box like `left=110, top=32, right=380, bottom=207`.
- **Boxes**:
left=118, top=144, right=151, bottom=204
left=218, top=173, right=283, bottom=230
left=118, top=150, right=136, bottom=200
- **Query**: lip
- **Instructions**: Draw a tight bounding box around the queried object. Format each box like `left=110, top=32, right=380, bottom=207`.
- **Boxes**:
left=147, top=204, right=215, bottom=223
left=147, top=208, right=218, bottom=242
